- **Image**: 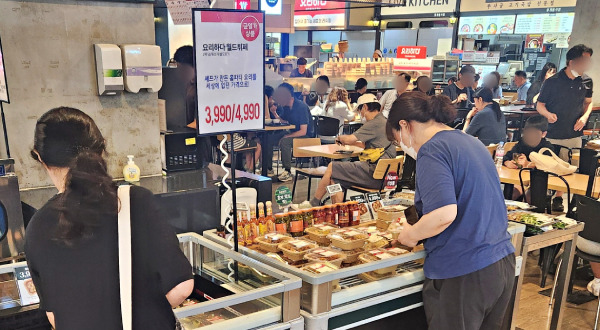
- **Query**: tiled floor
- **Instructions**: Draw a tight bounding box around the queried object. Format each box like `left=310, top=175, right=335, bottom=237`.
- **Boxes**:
left=272, top=174, right=600, bottom=329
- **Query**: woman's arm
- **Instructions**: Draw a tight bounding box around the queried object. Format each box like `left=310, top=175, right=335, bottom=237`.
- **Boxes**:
left=397, top=204, right=458, bottom=247
left=46, top=312, right=56, bottom=329
left=166, top=279, right=194, bottom=308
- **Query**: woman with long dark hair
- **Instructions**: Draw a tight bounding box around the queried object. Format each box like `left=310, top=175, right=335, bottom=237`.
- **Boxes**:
left=526, top=62, right=557, bottom=105
left=386, top=93, right=515, bottom=330
left=483, top=71, right=503, bottom=99
left=463, top=87, right=507, bottom=145
left=26, top=107, right=193, bottom=329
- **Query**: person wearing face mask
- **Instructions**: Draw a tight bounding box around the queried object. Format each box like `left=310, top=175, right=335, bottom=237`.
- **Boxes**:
left=387, top=92, right=515, bottom=330
left=380, top=72, right=412, bottom=118
left=463, top=87, right=507, bottom=146
left=309, top=94, right=395, bottom=206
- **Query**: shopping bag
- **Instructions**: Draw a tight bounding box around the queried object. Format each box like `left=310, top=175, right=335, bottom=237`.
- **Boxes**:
left=529, top=147, right=577, bottom=176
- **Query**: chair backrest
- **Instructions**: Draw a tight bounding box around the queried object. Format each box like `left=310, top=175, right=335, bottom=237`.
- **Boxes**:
left=504, top=142, right=517, bottom=153
left=398, top=155, right=416, bottom=190
left=293, top=138, right=321, bottom=158
left=486, top=145, right=497, bottom=158
left=316, top=116, right=341, bottom=137
left=373, top=156, right=405, bottom=180
left=586, top=156, right=600, bottom=198
left=521, top=168, right=550, bottom=213
left=574, top=195, right=600, bottom=243
left=578, top=148, right=599, bottom=175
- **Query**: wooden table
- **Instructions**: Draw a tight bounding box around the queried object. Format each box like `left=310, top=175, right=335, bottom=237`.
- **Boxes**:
left=547, top=173, right=600, bottom=196
left=296, top=145, right=363, bottom=160
left=264, top=124, right=295, bottom=131
left=498, top=166, right=530, bottom=186
left=510, top=223, right=584, bottom=330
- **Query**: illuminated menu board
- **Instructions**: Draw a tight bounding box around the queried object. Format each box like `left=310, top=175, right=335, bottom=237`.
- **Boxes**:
left=294, top=0, right=346, bottom=28
left=458, top=15, right=516, bottom=35
left=514, top=13, right=574, bottom=34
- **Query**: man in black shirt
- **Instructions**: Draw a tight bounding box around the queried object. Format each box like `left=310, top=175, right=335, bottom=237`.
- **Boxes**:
left=267, top=83, right=311, bottom=181
left=537, top=44, right=593, bottom=211
left=289, top=57, right=314, bottom=78
left=443, top=65, right=476, bottom=108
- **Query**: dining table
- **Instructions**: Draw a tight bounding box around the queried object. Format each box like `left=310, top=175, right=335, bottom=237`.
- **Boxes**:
left=296, top=144, right=363, bottom=160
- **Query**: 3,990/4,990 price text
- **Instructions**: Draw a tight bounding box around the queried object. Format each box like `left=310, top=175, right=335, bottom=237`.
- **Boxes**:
left=204, top=103, right=261, bottom=126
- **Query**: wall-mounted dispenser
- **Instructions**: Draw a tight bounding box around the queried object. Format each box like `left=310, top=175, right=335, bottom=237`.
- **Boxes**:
left=120, top=44, right=162, bottom=93
left=94, top=44, right=124, bottom=96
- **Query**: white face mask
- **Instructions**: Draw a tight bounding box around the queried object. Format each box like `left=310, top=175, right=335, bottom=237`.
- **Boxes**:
left=571, top=69, right=581, bottom=78
left=399, top=127, right=417, bottom=160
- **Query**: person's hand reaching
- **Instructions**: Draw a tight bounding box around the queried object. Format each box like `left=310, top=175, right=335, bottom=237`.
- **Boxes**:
left=574, top=115, right=588, bottom=131
left=547, top=113, right=558, bottom=124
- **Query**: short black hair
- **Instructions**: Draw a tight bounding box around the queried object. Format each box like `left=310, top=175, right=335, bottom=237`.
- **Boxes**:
left=317, top=75, right=330, bottom=86
left=297, top=57, right=307, bottom=65
left=460, top=65, right=476, bottom=75
left=515, top=70, right=527, bottom=79
left=398, top=72, right=411, bottom=82
left=567, top=44, right=593, bottom=65
left=524, top=115, right=548, bottom=132
left=474, top=73, right=480, bottom=82
left=278, top=82, right=294, bottom=96
left=265, top=85, right=274, bottom=98
left=174, top=45, right=194, bottom=67
left=448, top=76, right=457, bottom=84
left=355, top=78, right=368, bottom=90
left=363, top=102, right=381, bottom=112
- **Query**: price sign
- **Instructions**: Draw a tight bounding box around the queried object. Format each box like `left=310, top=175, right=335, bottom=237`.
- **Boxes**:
left=275, top=186, right=292, bottom=207
left=193, top=10, right=265, bottom=135
left=350, top=194, right=366, bottom=203
left=366, top=192, right=381, bottom=202
left=384, top=171, right=398, bottom=190
left=326, top=183, right=343, bottom=195
left=15, top=266, right=39, bottom=306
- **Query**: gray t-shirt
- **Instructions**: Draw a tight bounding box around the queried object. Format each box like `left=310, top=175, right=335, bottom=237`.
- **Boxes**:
left=353, top=113, right=396, bottom=159
left=465, top=104, right=506, bottom=146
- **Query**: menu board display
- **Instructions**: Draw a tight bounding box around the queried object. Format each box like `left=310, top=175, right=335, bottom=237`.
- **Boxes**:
left=461, top=0, right=576, bottom=12
left=294, top=1, right=346, bottom=28
left=458, top=15, right=515, bottom=35
left=514, top=13, right=574, bottom=34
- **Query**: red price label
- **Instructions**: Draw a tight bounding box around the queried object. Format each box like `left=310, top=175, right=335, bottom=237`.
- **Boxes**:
left=385, top=171, right=398, bottom=190
left=204, top=103, right=261, bottom=126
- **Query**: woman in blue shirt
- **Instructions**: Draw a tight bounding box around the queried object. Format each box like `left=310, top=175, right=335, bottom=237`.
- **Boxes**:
left=387, top=93, right=515, bottom=330
left=463, top=87, right=507, bottom=146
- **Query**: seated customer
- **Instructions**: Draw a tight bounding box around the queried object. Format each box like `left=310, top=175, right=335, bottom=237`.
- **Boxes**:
left=443, top=65, right=475, bottom=108
left=502, top=115, right=553, bottom=199
left=463, top=87, right=507, bottom=146
left=267, top=83, right=311, bottom=182
left=310, top=94, right=395, bottom=205
left=311, top=87, right=356, bottom=138
left=350, top=78, right=368, bottom=104
left=413, top=76, right=435, bottom=96
left=289, top=57, right=313, bottom=78
left=513, top=70, right=531, bottom=104
left=380, top=72, right=411, bottom=118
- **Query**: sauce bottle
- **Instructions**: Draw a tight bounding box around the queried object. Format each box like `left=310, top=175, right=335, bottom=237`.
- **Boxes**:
left=275, top=214, right=287, bottom=234
left=338, top=203, right=349, bottom=227
left=249, top=205, right=259, bottom=242
left=265, top=201, right=276, bottom=233
left=324, top=205, right=334, bottom=224
left=236, top=211, right=246, bottom=246
left=257, top=202, right=267, bottom=235
left=314, top=207, right=325, bottom=225
left=304, top=209, right=314, bottom=230
left=349, top=201, right=361, bottom=226
left=289, top=211, right=304, bottom=237
left=331, top=204, right=339, bottom=226
left=242, top=212, right=253, bottom=246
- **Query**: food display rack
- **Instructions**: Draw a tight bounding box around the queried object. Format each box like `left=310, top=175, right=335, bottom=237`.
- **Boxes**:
left=175, top=233, right=303, bottom=330
left=205, top=222, right=526, bottom=329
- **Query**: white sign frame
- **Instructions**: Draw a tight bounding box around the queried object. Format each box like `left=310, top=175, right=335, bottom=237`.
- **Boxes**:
left=261, top=0, right=282, bottom=15
left=192, top=9, right=265, bottom=135
left=381, top=0, right=457, bottom=17
left=0, top=34, right=9, bottom=104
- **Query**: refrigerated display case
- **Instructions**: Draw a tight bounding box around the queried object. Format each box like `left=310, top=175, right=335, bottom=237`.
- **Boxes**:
left=205, top=222, right=526, bottom=329
left=431, top=57, right=460, bottom=84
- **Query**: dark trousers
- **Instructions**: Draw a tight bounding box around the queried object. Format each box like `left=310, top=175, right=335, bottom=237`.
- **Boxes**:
left=264, top=131, right=298, bottom=172
left=423, top=254, right=515, bottom=330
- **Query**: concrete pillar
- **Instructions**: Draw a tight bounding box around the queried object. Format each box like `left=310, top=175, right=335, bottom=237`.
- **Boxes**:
left=570, top=0, right=600, bottom=105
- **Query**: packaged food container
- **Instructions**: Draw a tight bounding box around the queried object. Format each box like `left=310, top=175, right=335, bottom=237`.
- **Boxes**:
left=255, top=233, right=292, bottom=253
left=357, top=270, right=395, bottom=283
left=364, top=232, right=392, bottom=250
left=358, top=247, right=410, bottom=275
left=301, top=262, right=341, bottom=291
left=386, top=221, right=403, bottom=240
left=304, top=247, right=347, bottom=267
left=327, top=228, right=368, bottom=250
left=333, top=246, right=364, bottom=264
left=305, top=223, right=339, bottom=245
left=376, top=205, right=407, bottom=222
left=278, top=238, right=318, bottom=262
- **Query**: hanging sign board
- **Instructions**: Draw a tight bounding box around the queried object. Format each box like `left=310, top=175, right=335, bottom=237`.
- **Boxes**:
left=458, top=15, right=516, bottom=35
left=393, top=57, right=433, bottom=72
left=261, top=0, right=282, bottom=15
left=514, top=13, right=574, bottom=34
left=193, top=10, right=265, bottom=135
left=294, top=1, right=346, bottom=28
left=0, top=35, right=8, bottom=103
left=381, top=0, right=457, bottom=18
left=396, top=46, right=427, bottom=59
left=461, top=0, right=576, bottom=12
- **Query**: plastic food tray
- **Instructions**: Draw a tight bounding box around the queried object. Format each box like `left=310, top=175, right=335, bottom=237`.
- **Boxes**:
left=278, top=239, right=318, bottom=262
left=305, top=224, right=339, bottom=245
left=304, top=247, right=347, bottom=267
left=255, top=233, right=291, bottom=253
left=327, top=229, right=368, bottom=250
left=359, top=248, right=410, bottom=275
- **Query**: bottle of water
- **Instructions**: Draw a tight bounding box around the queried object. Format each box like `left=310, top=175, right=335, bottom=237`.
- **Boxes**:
left=495, top=142, right=505, bottom=169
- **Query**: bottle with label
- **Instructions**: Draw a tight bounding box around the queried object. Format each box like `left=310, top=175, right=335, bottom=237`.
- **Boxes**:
left=242, top=212, right=253, bottom=246
left=123, top=155, right=140, bottom=182
left=331, top=204, right=339, bottom=226
left=265, top=201, right=276, bottom=233
left=257, top=202, right=267, bottom=236
left=249, top=205, right=259, bottom=242
left=275, top=214, right=287, bottom=234
left=314, top=207, right=325, bottom=224
left=304, top=209, right=314, bottom=230
left=289, top=211, right=304, bottom=237
left=495, top=142, right=505, bottom=169
left=349, top=201, right=360, bottom=226
left=324, top=205, right=333, bottom=224
left=236, top=211, right=246, bottom=246
left=338, top=203, right=349, bottom=227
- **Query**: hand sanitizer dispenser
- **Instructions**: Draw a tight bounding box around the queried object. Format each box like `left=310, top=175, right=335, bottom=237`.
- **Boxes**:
left=120, top=44, right=162, bottom=93
left=94, top=44, right=124, bottom=96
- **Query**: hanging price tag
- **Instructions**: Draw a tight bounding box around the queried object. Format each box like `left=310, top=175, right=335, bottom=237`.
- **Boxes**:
left=326, top=183, right=343, bottom=195
left=385, top=171, right=398, bottom=190
left=275, top=186, right=292, bottom=207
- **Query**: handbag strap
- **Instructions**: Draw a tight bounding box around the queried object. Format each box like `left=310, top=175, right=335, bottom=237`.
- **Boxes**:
left=117, top=185, right=133, bottom=330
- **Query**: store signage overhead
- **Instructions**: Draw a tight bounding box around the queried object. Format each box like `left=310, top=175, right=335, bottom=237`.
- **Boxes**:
left=396, top=46, right=427, bottom=59
left=192, top=10, right=265, bottom=135
left=236, top=0, right=251, bottom=10
left=294, top=0, right=346, bottom=28
left=458, top=15, right=516, bottom=35
left=260, top=0, right=281, bottom=15
left=514, top=13, right=574, bottom=34
left=381, top=0, right=456, bottom=17
left=461, top=0, right=576, bottom=12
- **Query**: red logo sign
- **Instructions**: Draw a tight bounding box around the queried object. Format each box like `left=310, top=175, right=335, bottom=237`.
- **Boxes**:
left=396, top=46, right=427, bottom=59
left=235, top=0, right=251, bottom=10
left=295, top=0, right=345, bottom=17
left=241, top=16, right=260, bottom=42
left=385, top=171, right=398, bottom=190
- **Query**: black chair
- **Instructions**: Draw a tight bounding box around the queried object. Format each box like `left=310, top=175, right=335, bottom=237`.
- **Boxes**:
left=587, top=155, right=600, bottom=199
left=520, top=168, right=572, bottom=287
left=396, top=154, right=416, bottom=191
left=315, top=116, right=341, bottom=143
